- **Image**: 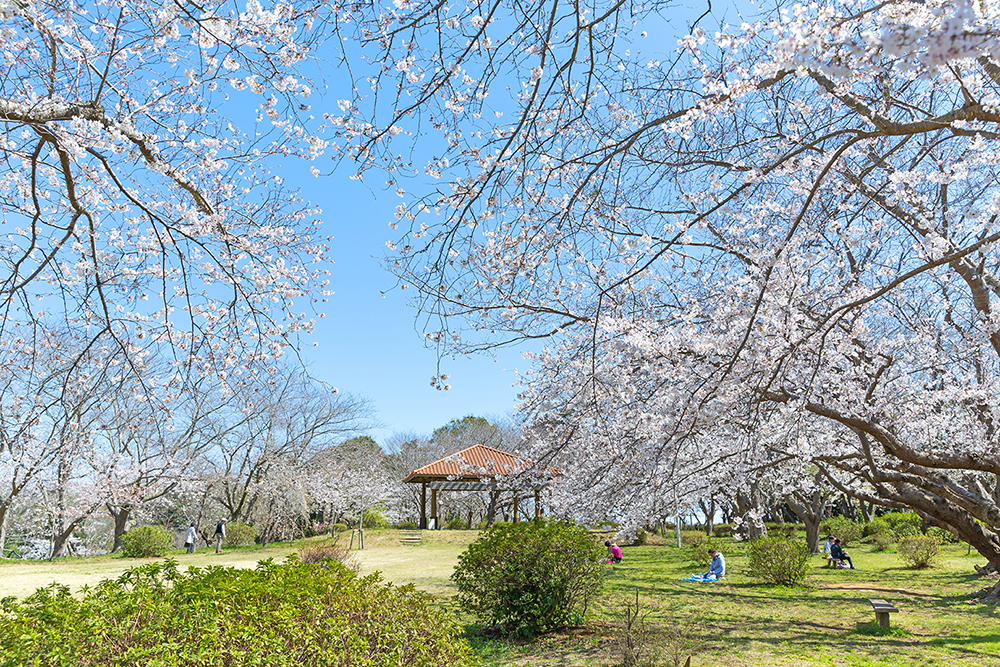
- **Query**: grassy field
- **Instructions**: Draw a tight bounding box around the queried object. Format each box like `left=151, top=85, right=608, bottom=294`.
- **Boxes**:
left=1, top=529, right=998, bottom=666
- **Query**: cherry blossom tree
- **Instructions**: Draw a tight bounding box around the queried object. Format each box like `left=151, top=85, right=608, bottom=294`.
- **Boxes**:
left=0, top=0, right=335, bottom=389
left=341, top=0, right=1000, bottom=581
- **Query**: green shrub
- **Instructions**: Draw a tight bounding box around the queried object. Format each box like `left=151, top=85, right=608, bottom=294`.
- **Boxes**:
left=630, top=529, right=649, bottom=546
left=883, top=512, right=921, bottom=529
left=120, top=525, right=172, bottom=558
left=445, top=517, right=468, bottom=530
left=225, top=521, right=257, bottom=546
left=362, top=507, right=388, bottom=528
left=898, top=536, right=940, bottom=568
left=396, top=521, right=419, bottom=530
left=712, top=525, right=733, bottom=538
left=764, top=523, right=797, bottom=538
left=331, top=523, right=349, bottom=533
left=864, top=517, right=892, bottom=537
left=926, top=526, right=959, bottom=544
left=746, top=537, right=811, bottom=586
left=0, top=558, right=472, bottom=667
left=868, top=532, right=896, bottom=552
left=452, top=520, right=605, bottom=637
left=893, top=523, right=919, bottom=538
left=819, top=517, right=863, bottom=547
left=686, top=538, right=721, bottom=568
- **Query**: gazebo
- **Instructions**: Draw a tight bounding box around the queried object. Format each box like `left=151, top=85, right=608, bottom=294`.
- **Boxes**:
left=401, top=444, right=557, bottom=529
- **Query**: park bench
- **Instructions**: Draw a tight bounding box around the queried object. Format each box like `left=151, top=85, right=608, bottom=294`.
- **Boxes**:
left=399, top=529, right=422, bottom=546
left=868, top=598, right=898, bottom=629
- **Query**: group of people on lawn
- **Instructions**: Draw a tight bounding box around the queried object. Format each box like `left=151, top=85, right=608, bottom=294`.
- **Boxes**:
left=823, top=534, right=856, bottom=569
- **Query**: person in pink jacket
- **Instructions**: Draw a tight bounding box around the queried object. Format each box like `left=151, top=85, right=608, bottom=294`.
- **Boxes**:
left=605, top=540, right=623, bottom=563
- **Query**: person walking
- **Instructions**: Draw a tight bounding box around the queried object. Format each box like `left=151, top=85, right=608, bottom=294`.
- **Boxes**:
left=214, top=519, right=227, bottom=553
left=184, top=523, right=197, bottom=554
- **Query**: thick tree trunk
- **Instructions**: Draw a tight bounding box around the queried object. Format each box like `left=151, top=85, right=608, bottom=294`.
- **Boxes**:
left=108, top=504, right=131, bottom=553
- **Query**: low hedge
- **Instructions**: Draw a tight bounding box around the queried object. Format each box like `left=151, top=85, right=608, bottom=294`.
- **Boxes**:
left=0, top=558, right=473, bottom=667
left=120, top=525, right=172, bottom=558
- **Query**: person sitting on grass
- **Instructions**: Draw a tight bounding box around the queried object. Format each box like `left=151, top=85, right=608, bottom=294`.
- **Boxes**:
left=830, top=538, right=855, bottom=569
left=704, top=548, right=726, bottom=579
left=605, top=540, right=623, bottom=563
left=822, top=534, right=836, bottom=567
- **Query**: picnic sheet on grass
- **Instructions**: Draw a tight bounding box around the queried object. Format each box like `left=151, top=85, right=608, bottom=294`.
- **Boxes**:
left=680, top=574, right=721, bottom=582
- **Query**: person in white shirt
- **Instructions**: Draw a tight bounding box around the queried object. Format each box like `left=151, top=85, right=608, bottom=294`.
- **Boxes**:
left=185, top=523, right=197, bottom=554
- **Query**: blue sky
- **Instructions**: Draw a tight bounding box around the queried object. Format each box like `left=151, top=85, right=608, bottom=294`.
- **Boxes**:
left=278, top=0, right=751, bottom=443
left=293, top=169, right=528, bottom=442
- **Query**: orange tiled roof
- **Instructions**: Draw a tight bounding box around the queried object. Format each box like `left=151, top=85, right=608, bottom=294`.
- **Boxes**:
left=401, top=444, right=556, bottom=483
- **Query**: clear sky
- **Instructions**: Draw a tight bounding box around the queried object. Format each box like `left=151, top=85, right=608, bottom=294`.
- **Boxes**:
left=292, top=170, right=528, bottom=443
left=274, top=0, right=748, bottom=443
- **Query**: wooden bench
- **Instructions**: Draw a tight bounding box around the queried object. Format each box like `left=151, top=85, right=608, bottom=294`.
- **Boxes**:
left=868, top=598, right=898, bottom=629
left=399, top=529, right=422, bottom=546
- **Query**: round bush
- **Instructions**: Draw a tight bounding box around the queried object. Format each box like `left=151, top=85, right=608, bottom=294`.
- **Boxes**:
left=452, top=520, right=605, bottom=637
left=819, top=516, right=863, bottom=547
left=395, top=521, right=418, bottom=530
left=0, top=558, right=473, bottom=667
left=686, top=538, right=721, bottom=568
left=225, top=521, right=257, bottom=546
left=330, top=523, right=349, bottom=533
left=898, top=536, right=940, bottom=568
left=120, top=525, right=173, bottom=558
left=445, top=517, right=468, bottom=530
left=869, top=532, right=896, bottom=552
left=893, top=523, right=919, bottom=539
left=864, top=517, right=892, bottom=537
left=713, top=525, right=734, bottom=537
left=746, top=537, right=811, bottom=586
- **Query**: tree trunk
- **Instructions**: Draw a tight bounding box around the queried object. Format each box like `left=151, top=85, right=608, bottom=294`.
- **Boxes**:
left=0, top=503, right=7, bottom=556
left=485, top=490, right=498, bottom=528
left=108, top=504, right=131, bottom=553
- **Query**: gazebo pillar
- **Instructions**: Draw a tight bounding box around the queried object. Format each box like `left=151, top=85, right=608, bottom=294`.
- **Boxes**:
left=431, top=487, right=438, bottom=529
left=420, top=482, right=427, bottom=529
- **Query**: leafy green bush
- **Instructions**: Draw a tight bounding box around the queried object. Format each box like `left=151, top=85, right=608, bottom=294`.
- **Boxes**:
left=926, top=526, right=959, bottom=544
left=686, top=538, right=721, bottom=568
left=819, top=517, right=863, bottom=547
left=893, top=523, right=919, bottom=538
left=864, top=517, right=892, bottom=537
left=225, top=521, right=257, bottom=546
left=120, top=525, right=172, bottom=558
left=630, top=529, right=649, bottom=546
left=883, top=512, right=921, bottom=529
left=452, top=520, right=605, bottom=637
left=712, top=525, right=733, bottom=538
left=396, top=521, right=419, bottom=530
left=764, top=523, right=797, bottom=538
left=0, top=558, right=473, bottom=667
left=362, top=507, right=388, bottom=528
left=331, top=523, right=349, bottom=533
left=868, top=532, right=896, bottom=552
left=746, top=537, right=811, bottom=586
left=445, top=517, right=468, bottom=530
left=898, top=536, right=940, bottom=568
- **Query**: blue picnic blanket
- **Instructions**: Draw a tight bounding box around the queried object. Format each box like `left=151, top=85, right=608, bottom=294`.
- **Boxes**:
left=680, top=574, right=721, bottom=582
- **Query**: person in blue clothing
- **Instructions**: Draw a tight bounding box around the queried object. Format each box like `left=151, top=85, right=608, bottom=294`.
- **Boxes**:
left=705, top=548, right=726, bottom=579
left=830, top=538, right=855, bottom=569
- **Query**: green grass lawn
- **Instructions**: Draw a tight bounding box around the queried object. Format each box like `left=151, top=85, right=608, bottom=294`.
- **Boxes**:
left=2, top=529, right=998, bottom=666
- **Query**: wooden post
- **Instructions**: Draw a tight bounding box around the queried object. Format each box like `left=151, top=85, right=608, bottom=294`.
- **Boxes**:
left=431, top=488, right=438, bottom=529
left=534, top=490, right=541, bottom=520
left=420, top=482, right=427, bottom=529
left=513, top=496, right=519, bottom=523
